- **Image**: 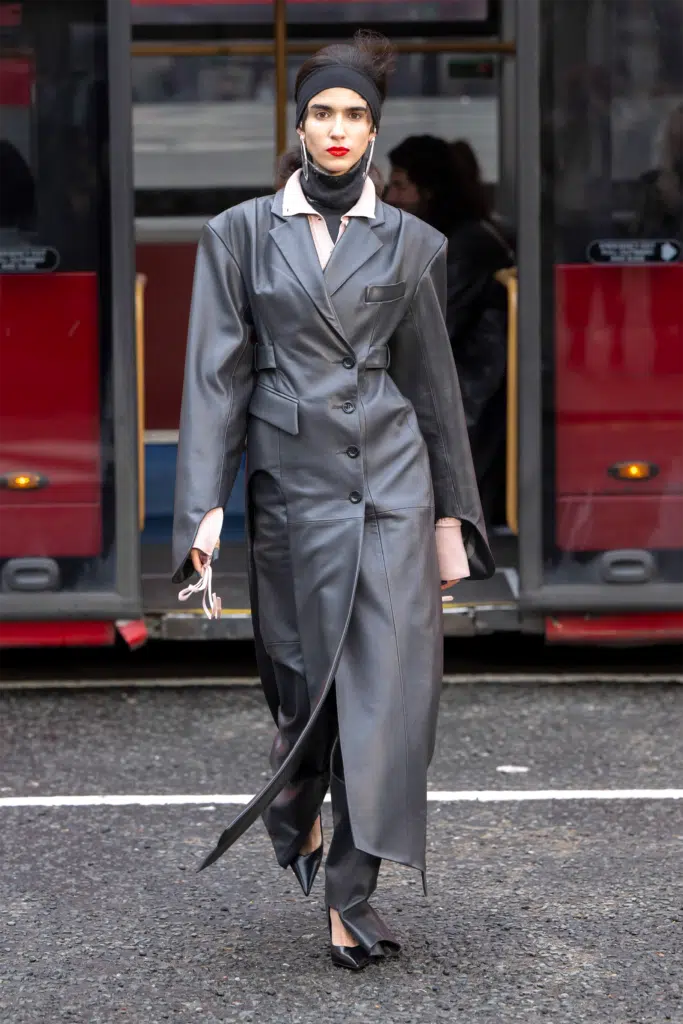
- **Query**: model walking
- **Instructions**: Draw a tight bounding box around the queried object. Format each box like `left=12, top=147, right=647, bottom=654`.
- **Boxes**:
left=172, top=31, right=494, bottom=970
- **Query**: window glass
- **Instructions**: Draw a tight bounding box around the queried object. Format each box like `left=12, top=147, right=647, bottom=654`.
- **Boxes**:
left=131, top=1, right=492, bottom=29
left=133, top=49, right=499, bottom=213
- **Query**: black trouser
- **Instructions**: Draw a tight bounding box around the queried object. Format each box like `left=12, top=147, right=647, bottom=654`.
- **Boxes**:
left=260, top=654, right=380, bottom=911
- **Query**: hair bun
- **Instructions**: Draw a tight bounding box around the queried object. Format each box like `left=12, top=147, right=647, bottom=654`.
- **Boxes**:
left=352, top=30, right=396, bottom=82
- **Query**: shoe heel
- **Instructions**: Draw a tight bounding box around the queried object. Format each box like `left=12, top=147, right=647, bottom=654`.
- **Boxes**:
left=290, top=817, right=323, bottom=896
left=328, top=908, right=370, bottom=971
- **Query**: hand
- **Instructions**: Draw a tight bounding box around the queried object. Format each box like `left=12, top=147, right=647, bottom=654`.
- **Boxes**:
left=190, top=547, right=210, bottom=575
left=440, top=579, right=460, bottom=591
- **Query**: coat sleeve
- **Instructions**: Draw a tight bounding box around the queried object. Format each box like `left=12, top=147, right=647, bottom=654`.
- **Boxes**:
left=389, top=239, right=495, bottom=580
left=171, top=223, right=254, bottom=583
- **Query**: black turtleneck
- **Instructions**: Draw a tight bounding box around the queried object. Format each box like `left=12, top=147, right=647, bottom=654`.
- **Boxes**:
left=300, top=155, right=365, bottom=243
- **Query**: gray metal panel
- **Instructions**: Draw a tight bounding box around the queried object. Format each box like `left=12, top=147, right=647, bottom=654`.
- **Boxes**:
left=107, top=0, right=142, bottom=616
left=515, top=0, right=544, bottom=599
left=0, top=591, right=141, bottom=622
left=497, top=0, right=517, bottom=224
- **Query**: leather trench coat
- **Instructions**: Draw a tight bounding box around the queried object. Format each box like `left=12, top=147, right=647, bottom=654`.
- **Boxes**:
left=172, top=188, right=495, bottom=876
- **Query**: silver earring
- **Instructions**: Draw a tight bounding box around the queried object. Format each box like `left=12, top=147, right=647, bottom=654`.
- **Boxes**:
left=364, top=137, right=376, bottom=179
left=299, top=135, right=309, bottom=181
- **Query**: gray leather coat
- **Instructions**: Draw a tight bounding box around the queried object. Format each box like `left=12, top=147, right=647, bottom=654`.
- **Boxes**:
left=172, top=190, right=494, bottom=875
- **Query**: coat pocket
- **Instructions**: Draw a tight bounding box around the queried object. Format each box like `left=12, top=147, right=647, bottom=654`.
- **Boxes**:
left=248, top=382, right=299, bottom=435
left=365, top=281, right=406, bottom=303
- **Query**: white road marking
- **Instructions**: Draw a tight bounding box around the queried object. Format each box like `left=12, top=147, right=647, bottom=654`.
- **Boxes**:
left=496, top=766, right=530, bottom=774
left=1, top=789, right=682, bottom=809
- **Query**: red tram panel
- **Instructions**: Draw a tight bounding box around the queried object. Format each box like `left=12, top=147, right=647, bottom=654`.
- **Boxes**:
left=554, top=264, right=683, bottom=553
left=0, top=273, right=102, bottom=558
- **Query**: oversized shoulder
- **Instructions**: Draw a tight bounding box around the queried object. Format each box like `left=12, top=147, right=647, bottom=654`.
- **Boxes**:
left=376, top=202, right=447, bottom=276
left=204, top=194, right=278, bottom=251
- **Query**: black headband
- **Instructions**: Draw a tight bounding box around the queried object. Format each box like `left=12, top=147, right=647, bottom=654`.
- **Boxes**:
left=295, top=65, right=382, bottom=131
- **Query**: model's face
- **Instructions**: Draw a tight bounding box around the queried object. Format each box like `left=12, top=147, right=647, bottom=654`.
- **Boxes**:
left=298, top=87, right=375, bottom=176
left=385, top=167, right=425, bottom=216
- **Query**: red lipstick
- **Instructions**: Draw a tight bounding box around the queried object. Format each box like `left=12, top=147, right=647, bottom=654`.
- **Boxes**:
left=327, top=147, right=349, bottom=157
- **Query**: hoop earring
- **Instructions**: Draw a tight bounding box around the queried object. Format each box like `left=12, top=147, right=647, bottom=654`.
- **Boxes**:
left=299, top=135, right=309, bottom=181
left=364, top=137, right=376, bottom=180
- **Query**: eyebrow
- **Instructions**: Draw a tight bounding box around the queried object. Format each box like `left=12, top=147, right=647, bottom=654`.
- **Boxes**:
left=309, top=102, right=369, bottom=114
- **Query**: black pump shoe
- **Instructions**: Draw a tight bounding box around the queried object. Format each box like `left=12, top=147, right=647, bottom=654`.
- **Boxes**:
left=328, top=910, right=371, bottom=971
left=290, top=819, right=323, bottom=896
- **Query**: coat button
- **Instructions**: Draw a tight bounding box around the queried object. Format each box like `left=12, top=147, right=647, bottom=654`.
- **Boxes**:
left=342, top=401, right=355, bottom=414
left=342, top=356, right=356, bottom=369
left=348, top=490, right=362, bottom=503
left=346, top=445, right=360, bottom=458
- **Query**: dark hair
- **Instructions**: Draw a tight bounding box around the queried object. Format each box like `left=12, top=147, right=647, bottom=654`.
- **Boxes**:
left=449, top=139, right=491, bottom=221
left=294, top=30, right=394, bottom=112
left=388, top=134, right=490, bottom=235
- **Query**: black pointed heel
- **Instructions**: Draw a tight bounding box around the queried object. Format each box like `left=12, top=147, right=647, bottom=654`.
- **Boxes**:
left=290, top=818, right=323, bottom=896
left=328, top=909, right=370, bottom=971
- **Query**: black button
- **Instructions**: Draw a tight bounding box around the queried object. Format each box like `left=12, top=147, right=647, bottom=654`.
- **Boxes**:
left=346, top=445, right=360, bottom=458
left=342, top=356, right=356, bottom=369
left=349, top=491, right=362, bottom=503
left=342, top=401, right=355, bottom=414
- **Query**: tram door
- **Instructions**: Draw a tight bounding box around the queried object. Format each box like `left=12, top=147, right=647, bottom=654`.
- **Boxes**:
left=515, top=0, right=683, bottom=627
left=131, top=1, right=519, bottom=631
left=0, top=0, right=140, bottom=627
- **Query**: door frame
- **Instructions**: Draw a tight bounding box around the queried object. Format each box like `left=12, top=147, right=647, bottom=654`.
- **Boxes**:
left=0, top=0, right=141, bottom=621
left=515, top=0, right=682, bottom=613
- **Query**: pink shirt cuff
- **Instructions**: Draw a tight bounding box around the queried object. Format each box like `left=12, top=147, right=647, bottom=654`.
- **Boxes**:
left=193, top=510, right=470, bottom=581
left=435, top=518, right=470, bottom=580
left=193, top=507, right=223, bottom=557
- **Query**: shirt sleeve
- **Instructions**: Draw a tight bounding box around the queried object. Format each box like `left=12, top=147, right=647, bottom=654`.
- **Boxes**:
left=435, top=518, right=470, bottom=580
left=192, top=507, right=224, bottom=558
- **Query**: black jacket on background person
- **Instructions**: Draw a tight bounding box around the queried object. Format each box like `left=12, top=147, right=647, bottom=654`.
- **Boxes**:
left=444, top=218, right=514, bottom=526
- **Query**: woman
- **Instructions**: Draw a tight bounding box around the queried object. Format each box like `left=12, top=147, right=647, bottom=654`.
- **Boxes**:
left=172, top=32, right=494, bottom=970
left=386, top=134, right=514, bottom=526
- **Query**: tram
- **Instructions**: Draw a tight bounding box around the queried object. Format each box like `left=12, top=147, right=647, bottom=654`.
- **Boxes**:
left=0, top=0, right=681, bottom=648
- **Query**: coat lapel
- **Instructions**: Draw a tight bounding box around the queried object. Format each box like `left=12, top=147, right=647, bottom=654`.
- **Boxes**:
left=324, top=207, right=385, bottom=297
left=269, top=214, right=347, bottom=346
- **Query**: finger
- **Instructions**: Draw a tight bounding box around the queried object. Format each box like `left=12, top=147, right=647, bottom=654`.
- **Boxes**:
left=190, top=548, right=207, bottom=574
left=440, top=579, right=460, bottom=590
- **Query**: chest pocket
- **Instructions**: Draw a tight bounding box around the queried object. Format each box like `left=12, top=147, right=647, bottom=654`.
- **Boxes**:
left=249, top=381, right=299, bottom=435
left=365, top=281, right=406, bottom=303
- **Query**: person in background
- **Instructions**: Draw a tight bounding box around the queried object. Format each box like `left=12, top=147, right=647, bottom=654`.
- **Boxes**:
left=449, top=138, right=515, bottom=247
left=633, top=102, right=683, bottom=239
left=386, top=134, right=514, bottom=527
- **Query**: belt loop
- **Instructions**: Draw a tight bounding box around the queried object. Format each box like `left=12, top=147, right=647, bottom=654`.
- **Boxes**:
left=254, top=343, right=277, bottom=372
left=366, top=345, right=390, bottom=370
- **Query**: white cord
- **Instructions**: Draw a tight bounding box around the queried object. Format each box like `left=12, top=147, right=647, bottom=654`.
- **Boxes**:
left=178, top=564, right=221, bottom=619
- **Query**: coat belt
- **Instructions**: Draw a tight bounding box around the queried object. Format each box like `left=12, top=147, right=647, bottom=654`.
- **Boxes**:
left=253, top=343, right=390, bottom=371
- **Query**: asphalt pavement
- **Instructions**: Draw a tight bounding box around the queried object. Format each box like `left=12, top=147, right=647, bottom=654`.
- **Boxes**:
left=2, top=682, right=682, bottom=1023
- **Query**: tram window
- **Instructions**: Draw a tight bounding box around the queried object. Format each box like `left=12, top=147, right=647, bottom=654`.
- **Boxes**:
left=131, top=2, right=495, bottom=33
left=133, top=49, right=499, bottom=216
left=541, top=0, right=683, bottom=262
